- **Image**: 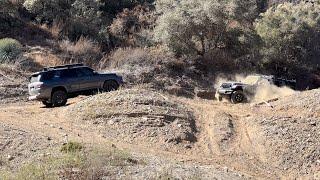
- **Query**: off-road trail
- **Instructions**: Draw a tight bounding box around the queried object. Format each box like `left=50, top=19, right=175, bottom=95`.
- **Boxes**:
left=0, top=88, right=319, bottom=179
left=0, top=97, right=254, bottom=179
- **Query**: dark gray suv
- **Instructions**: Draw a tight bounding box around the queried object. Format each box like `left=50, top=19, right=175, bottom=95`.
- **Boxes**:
left=28, top=64, right=123, bottom=107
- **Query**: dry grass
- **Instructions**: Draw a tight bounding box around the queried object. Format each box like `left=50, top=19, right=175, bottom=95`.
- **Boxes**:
left=24, top=47, right=62, bottom=67
left=59, top=36, right=102, bottom=67
left=0, top=143, right=139, bottom=180
left=101, top=47, right=179, bottom=84
left=59, top=37, right=101, bottom=56
left=41, top=21, right=64, bottom=39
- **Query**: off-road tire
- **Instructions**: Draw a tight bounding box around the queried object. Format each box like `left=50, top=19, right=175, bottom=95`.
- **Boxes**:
left=231, top=91, right=245, bottom=104
left=51, top=90, right=67, bottom=107
left=42, top=101, right=53, bottom=108
left=103, top=80, right=119, bottom=92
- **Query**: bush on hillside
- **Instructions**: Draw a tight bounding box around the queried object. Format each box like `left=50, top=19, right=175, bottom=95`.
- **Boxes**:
left=23, top=0, right=71, bottom=23
left=102, top=47, right=179, bottom=83
left=255, top=1, right=320, bottom=76
left=154, top=0, right=260, bottom=57
left=0, top=38, right=22, bottom=63
left=109, top=5, right=156, bottom=47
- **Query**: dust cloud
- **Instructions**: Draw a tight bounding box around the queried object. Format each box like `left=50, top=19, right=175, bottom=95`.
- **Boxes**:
left=214, top=74, right=297, bottom=102
left=253, top=83, right=296, bottom=102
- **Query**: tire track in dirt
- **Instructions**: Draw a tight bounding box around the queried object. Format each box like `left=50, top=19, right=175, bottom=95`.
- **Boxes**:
left=182, top=99, right=278, bottom=179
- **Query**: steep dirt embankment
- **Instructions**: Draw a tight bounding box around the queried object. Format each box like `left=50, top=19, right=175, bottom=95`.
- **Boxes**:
left=242, top=89, right=320, bottom=178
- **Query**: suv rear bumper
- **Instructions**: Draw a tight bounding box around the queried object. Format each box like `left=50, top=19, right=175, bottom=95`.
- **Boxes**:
left=28, top=95, right=40, bottom=101
left=28, top=95, right=48, bottom=101
left=28, top=93, right=50, bottom=101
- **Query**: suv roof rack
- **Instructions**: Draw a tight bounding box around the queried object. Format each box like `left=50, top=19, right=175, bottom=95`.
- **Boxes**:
left=43, top=63, right=84, bottom=71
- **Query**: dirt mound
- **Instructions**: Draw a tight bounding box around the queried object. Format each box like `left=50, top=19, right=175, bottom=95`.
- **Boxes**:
left=208, top=112, right=235, bottom=152
left=68, top=88, right=197, bottom=149
left=273, top=88, right=320, bottom=114
left=245, top=89, right=320, bottom=177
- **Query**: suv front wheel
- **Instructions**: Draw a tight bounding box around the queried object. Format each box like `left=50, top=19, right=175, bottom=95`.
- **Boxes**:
left=51, top=90, right=67, bottom=107
left=231, top=91, right=245, bottom=104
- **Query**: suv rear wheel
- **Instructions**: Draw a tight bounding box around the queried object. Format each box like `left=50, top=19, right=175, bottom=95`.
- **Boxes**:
left=51, top=90, right=67, bottom=107
left=42, top=101, right=53, bottom=108
left=103, top=81, right=119, bottom=92
left=231, top=91, right=245, bottom=104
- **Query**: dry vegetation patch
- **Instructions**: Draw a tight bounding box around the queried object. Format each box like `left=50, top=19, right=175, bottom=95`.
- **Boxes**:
left=68, top=87, right=197, bottom=149
left=0, top=64, right=28, bottom=103
left=58, top=37, right=102, bottom=67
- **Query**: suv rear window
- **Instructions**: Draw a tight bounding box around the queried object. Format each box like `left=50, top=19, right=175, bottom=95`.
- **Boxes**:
left=30, top=74, right=40, bottom=83
left=40, top=71, right=55, bottom=81
left=39, top=70, right=63, bottom=81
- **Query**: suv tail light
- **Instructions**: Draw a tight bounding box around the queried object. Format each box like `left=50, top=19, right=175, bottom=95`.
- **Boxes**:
left=35, top=83, right=45, bottom=89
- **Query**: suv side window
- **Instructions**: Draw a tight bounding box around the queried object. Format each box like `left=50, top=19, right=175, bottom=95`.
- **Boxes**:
left=75, top=69, right=86, bottom=77
left=79, top=67, right=94, bottom=76
left=61, top=69, right=78, bottom=79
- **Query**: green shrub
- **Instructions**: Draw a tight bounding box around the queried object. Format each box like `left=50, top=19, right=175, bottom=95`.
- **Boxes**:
left=255, top=2, right=320, bottom=75
left=154, top=0, right=259, bottom=57
left=23, top=0, right=71, bottom=23
left=0, top=38, right=22, bottom=63
left=60, top=141, right=83, bottom=153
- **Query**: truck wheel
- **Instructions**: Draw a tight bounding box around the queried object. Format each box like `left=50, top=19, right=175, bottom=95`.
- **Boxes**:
left=103, top=81, right=119, bottom=92
left=51, top=90, right=67, bottom=107
left=42, top=101, right=53, bottom=108
left=231, top=91, right=245, bottom=104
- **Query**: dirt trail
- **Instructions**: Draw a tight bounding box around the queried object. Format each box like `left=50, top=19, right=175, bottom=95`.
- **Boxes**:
left=182, top=99, right=277, bottom=178
left=1, top=89, right=318, bottom=179
left=0, top=97, right=264, bottom=178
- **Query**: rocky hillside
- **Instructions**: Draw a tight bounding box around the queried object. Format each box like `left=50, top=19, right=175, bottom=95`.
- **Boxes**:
left=245, top=89, right=320, bottom=177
